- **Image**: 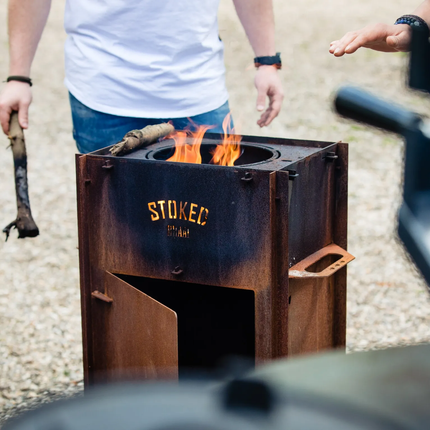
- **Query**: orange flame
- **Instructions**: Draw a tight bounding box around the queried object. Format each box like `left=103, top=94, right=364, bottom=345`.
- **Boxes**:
left=166, top=124, right=212, bottom=164
left=210, top=113, right=241, bottom=166
left=166, top=114, right=241, bottom=166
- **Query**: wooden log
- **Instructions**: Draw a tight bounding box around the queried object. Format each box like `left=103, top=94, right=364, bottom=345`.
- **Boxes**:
left=110, top=123, right=174, bottom=156
left=3, top=112, right=39, bottom=241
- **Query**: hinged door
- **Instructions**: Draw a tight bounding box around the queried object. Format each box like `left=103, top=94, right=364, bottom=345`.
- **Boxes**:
left=91, top=272, right=178, bottom=382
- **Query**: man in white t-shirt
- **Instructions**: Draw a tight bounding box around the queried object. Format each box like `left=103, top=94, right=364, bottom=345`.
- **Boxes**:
left=0, top=0, right=283, bottom=153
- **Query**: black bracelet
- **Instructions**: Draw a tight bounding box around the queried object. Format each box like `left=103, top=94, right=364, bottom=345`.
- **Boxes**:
left=6, top=76, right=33, bottom=87
left=254, top=52, right=282, bottom=69
left=394, top=15, right=430, bottom=36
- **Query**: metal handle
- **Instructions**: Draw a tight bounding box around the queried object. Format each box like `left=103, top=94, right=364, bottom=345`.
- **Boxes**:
left=335, top=85, right=421, bottom=135
left=289, top=243, right=354, bottom=279
left=91, top=290, right=113, bottom=303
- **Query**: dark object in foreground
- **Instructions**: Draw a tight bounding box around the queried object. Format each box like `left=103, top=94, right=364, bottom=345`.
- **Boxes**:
left=334, top=30, right=430, bottom=287
left=7, top=345, right=430, bottom=430
left=3, top=112, right=39, bottom=241
left=109, top=122, right=174, bottom=156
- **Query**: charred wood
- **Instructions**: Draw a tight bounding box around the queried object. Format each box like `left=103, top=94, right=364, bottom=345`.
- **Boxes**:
left=3, top=112, right=39, bottom=241
left=110, top=123, right=174, bottom=156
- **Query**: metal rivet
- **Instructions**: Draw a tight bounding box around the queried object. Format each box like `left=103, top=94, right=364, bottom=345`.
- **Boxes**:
left=241, top=172, right=253, bottom=182
left=102, top=160, right=114, bottom=170
left=171, top=266, right=183, bottom=276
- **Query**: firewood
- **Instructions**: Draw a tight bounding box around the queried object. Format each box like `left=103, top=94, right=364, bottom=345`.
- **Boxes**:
left=3, top=112, right=39, bottom=241
left=109, top=123, right=174, bottom=156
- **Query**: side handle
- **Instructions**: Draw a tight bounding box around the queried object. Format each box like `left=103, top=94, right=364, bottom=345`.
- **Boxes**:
left=289, top=244, right=354, bottom=279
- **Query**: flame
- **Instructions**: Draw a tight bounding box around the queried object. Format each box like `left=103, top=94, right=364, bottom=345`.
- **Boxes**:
left=210, top=113, right=241, bottom=166
left=166, top=124, right=212, bottom=164
left=166, top=114, right=242, bottom=166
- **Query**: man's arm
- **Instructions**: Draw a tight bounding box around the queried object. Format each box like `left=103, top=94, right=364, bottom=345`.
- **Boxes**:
left=232, top=0, right=284, bottom=127
left=329, top=1, right=430, bottom=57
left=0, top=0, right=52, bottom=134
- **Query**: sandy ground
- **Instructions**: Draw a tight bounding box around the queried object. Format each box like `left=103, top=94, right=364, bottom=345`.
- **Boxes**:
left=1, top=0, right=430, bottom=424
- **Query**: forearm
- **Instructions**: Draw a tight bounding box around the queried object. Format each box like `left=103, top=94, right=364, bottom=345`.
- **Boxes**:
left=8, top=0, right=52, bottom=76
left=232, top=0, right=276, bottom=56
left=413, top=0, right=430, bottom=27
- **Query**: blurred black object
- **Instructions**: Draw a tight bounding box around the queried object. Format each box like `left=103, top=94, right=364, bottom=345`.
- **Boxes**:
left=409, top=26, right=430, bottom=93
left=3, top=375, right=409, bottom=430
left=335, top=27, right=430, bottom=287
left=7, top=344, right=430, bottom=430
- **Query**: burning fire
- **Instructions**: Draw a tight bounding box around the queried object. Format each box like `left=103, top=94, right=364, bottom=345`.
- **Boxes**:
left=166, top=113, right=242, bottom=166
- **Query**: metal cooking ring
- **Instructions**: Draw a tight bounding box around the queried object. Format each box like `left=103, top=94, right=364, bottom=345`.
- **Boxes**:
left=145, top=142, right=280, bottom=167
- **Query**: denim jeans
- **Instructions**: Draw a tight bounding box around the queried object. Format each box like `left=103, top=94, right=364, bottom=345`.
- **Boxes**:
left=69, top=93, right=233, bottom=154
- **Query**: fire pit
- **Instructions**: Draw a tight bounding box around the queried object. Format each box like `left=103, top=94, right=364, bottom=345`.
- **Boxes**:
left=76, top=131, right=354, bottom=385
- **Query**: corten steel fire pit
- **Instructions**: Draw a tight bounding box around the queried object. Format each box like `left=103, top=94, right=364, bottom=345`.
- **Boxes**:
left=76, top=133, right=354, bottom=385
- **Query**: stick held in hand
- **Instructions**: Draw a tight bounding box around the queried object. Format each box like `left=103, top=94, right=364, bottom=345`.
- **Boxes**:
left=3, top=111, right=39, bottom=241
left=109, top=122, right=174, bottom=156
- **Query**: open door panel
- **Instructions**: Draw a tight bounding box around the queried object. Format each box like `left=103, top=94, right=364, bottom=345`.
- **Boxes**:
left=90, top=272, right=178, bottom=382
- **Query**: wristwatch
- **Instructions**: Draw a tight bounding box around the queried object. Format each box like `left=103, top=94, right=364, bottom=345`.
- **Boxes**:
left=254, top=53, right=282, bottom=69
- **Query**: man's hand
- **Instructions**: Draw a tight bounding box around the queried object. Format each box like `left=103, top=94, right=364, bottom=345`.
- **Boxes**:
left=255, top=65, right=284, bottom=127
left=0, top=82, right=32, bottom=135
left=329, top=23, right=412, bottom=57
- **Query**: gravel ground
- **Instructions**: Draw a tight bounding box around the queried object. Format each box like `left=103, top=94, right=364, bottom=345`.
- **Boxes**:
left=1, top=0, right=430, bottom=425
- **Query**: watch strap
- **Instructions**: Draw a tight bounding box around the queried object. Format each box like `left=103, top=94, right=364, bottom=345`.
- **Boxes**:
left=254, top=52, right=282, bottom=69
left=6, top=76, right=33, bottom=87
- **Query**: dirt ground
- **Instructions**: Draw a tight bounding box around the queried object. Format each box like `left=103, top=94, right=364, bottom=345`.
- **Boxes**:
left=1, top=0, right=430, bottom=423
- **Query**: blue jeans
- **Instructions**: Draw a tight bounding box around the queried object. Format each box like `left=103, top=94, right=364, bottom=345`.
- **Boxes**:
left=69, top=93, right=233, bottom=154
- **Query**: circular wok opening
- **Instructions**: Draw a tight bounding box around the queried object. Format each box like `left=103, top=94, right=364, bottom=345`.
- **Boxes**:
left=148, top=143, right=278, bottom=166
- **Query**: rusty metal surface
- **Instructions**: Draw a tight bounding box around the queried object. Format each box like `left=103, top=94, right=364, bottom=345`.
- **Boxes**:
left=91, top=272, right=178, bottom=383
left=286, top=148, right=338, bottom=267
left=289, top=244, right=355, bottom=278
left=91, top=290, right=113, bottom=303
left=271, top=170, right=290, bottom=358
left=76, top=135, right=351, bottom=384
left=115, top=274, right=255, bottom=374
left=76, top=154, right=92, bottom=386
left=94, top=134, right=339, bottom=174
left=332, top=143, right=349, bottom=348
left=82, top=158, right=274, bottom=290
left=288, top=275, right=337, bottom=357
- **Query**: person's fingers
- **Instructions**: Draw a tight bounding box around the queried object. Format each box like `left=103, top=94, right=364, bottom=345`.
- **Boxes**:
left=18, top=101, right=30, bottom=129
left=343, top=34, right=369, bottom=54
left=257, top=90, right=283, bottom=127
left=330, top=32, right=360, bottom=56
left=261, top=96, right=283, bottom=127
left=0, top=103, right=12, bottom=135
left=329, top=41, right=340, bottom=53
left=386, top=35, right=400, bottom=48
left=0, top=82, right=33, bottom=134
left=386, top=30, right=412, bottom=52
left=256, top=84, right=268, bottom=112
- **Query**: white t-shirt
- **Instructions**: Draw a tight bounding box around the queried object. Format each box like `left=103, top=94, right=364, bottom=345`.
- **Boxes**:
left=64, top=0, right=229, bottom=118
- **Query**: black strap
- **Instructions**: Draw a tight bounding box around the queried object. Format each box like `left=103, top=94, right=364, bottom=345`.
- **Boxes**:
left=6, top=76, right=33, bottom=87
left=254, top=52, right=282, bottom=69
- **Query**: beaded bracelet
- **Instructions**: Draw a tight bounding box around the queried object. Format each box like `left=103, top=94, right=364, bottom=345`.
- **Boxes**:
left=394, top=15, right=430, bottom=36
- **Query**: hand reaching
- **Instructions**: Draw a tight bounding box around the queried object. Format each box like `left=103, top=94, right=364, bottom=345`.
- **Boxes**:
left=254, top=65, right=284, bottom=127
left=329, top=23, right=412, bottom=57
